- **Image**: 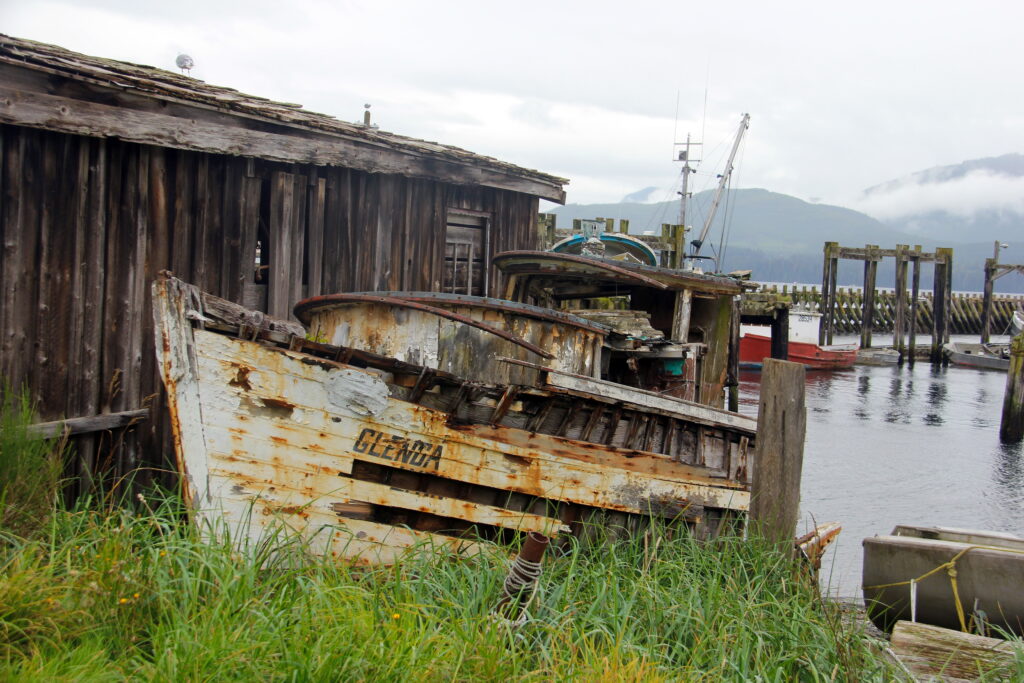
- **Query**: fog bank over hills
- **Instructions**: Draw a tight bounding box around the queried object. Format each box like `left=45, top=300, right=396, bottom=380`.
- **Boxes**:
left=550, top=154, right=1024, bottom=293
left=850, top=153, right=1024, bottom=246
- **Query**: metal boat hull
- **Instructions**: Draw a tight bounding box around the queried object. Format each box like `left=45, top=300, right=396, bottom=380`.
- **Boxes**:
left=863, top=526, right=1024, bottom=636
left=944, top=342, right=1010, bottom=371
left=739, top=333, right=857, bottom=370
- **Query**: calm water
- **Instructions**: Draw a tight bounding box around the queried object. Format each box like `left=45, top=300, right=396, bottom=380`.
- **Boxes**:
left=737, top=350, right=1024, bottom=597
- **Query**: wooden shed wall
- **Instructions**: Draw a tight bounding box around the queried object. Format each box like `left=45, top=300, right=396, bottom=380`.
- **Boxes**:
left=0, top=123, right=541, bottom=489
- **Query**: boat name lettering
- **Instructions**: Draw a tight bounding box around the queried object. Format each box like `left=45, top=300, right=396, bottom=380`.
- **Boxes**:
left=352, top=428, right=443, bottom=470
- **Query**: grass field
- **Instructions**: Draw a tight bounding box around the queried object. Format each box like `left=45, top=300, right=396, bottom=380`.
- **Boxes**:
left=0, top=392, right=1013, bottom=681
left=2, top=495, right=902, bottom=682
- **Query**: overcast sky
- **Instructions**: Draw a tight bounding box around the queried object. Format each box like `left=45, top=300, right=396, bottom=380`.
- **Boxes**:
left=4, top=1, right=1023, bottom=211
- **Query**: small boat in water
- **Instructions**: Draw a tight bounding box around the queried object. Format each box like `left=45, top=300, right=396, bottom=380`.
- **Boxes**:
left=943, top=341, right=1010, bottom=371
left=856, top=347, right=900, bottom=366
left=740, top=308, right=858, bottom=370
left=863, top=525, right=1024, bottom=637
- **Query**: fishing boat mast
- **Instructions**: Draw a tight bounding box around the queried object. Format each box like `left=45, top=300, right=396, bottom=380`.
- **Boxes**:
left=678, top=113, right=750, bottom=270
left=677, top=133, right=697, bottom=234
left=691, top=113, right=750, bottom=262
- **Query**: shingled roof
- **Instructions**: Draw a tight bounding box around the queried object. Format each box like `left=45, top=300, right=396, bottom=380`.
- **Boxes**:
left=0, top=34, right=568, bottom=202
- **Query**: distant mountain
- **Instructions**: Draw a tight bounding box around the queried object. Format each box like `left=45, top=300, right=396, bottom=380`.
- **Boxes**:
left=620, top=186, right=662, bottom=203
left=855, top=153, right=1024, bottom=245
left=549, top=185, right=1024, bottom=293
left=863, top=153, right=1024, bottom=195
left=553, top=187, right=916, bottom=257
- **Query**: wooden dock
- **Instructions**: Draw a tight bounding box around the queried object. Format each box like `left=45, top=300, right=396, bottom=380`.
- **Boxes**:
left=755, top=284, right=1023, bottom=338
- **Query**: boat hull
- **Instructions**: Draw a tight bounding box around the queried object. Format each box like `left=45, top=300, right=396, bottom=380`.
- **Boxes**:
left=739, top=333, right=857, bottom=370
left=944, top=342, right=1010, bottom=371
left=863, top=528, right=1024, bottom=636
left=154, top=277, right=757, bottom=565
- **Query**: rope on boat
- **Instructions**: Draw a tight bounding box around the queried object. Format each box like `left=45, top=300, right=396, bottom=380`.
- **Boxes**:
left=495, top=554, right=544, bottom=627
left=864, top=543, right=1024, bottom=632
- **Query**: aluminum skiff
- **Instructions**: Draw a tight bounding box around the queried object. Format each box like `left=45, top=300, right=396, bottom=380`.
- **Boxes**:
left=863, top=525, right=1024, bottom=636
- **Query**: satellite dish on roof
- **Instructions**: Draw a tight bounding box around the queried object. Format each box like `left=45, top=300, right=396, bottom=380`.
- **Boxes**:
left=175, top=54, right=194, bottom=75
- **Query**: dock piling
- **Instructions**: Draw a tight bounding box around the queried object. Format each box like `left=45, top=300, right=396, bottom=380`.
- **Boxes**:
left=751, top=359, right=806, bottom=553
left=1001, top=333, right=1024, bottom=443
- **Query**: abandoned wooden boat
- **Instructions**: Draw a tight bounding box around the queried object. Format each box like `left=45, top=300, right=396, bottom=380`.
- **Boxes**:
left=154, top=274, right=760, bottom=565
left=863, top=525, right=1024, bottom=636
left=943, top=341, right=1010, bottom=371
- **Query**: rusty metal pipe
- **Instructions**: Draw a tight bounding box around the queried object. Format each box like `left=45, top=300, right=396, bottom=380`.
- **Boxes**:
left=494, top=532, right=550, bottom=624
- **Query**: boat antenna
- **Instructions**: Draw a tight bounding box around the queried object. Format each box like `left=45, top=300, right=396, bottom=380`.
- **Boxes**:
left=673, top=134, right=701, bottom=269
left=690, top=113, right=750, bottom=264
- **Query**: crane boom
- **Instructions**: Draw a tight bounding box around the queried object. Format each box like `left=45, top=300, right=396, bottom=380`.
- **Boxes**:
left=690, top=113, right=750, bottom=259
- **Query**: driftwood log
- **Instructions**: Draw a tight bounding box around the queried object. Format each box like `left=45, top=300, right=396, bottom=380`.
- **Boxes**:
left=890, top=621, right=1020, bottom=682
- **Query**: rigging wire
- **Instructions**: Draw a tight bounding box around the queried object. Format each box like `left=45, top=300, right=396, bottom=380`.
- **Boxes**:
left=715, top=124, right=748, bottom=270
left=701, top=63, right=710, bottom=151
left=672, top=89, right=680, bottom=160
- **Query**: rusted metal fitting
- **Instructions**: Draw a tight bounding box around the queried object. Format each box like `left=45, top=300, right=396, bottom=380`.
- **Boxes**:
left=493, top=532, right=550, bottom=626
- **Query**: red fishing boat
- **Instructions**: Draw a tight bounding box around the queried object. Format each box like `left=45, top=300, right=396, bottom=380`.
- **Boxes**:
left=740, top=308, right=858, bottom=370
left=739, top=333, right=858, bottom=370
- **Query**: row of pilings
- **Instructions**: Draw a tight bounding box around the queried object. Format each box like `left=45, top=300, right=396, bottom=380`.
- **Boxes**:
left=757, top=283, right=1024, bottom=336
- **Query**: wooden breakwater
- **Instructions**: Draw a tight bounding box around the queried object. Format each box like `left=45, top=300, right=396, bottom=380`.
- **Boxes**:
left=757, top=284, right=1024, bottom=336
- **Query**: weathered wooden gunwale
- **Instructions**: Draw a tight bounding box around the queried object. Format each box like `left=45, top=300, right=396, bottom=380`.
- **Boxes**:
left=154, top=276, right=758, bottom=563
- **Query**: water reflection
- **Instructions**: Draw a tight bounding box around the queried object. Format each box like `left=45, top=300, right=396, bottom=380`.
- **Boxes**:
left=992, top=441, right=1024, bottom=531
left=854, top=374, right=872, bottom=420
left=923, top=368, right=947, bottom=426
left=884, top=373, right=912, bottom=424
left=739, top=361, right=1024, bottom=596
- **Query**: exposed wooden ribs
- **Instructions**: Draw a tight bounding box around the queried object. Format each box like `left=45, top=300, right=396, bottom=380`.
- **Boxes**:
left=579, top=404, right=605, bottom=442
left=409, top=367, right=437, bottom=404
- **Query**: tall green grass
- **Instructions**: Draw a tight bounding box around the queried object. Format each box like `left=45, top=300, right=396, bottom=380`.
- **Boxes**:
left=0, top=396, right=994, bottom=680
left=0, top=387, right=63, bottom=538
left=0, top=490, right=908, bottom=682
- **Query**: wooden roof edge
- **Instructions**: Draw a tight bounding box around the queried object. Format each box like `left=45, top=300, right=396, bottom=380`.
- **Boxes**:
left=0, top=34, right=569, bottom=200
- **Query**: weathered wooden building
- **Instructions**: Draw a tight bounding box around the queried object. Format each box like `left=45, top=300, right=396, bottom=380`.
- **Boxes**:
left=0, top=35, right=566, bottom=490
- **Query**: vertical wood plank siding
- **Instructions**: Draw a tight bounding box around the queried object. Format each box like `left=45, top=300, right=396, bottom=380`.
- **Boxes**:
left=0, top=124, right=541, bottom=490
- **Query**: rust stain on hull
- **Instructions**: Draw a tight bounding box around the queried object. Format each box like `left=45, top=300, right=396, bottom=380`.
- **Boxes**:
left=154, top=276, right=757, bottom=566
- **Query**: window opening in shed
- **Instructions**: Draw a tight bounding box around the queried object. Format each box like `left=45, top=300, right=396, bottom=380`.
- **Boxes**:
left=444, top=211, right=490, bottom=297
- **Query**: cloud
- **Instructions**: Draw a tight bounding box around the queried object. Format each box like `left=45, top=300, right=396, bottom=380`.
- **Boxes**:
left=848, top=171, right=1024, bottom=221
left=5, top=0, right=1024, bottom=205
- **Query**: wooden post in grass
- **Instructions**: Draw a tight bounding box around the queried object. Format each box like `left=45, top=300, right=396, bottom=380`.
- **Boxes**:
left=1000, top=333, right=1024, bottom=443
left=751, top=359, right=806, bottom=552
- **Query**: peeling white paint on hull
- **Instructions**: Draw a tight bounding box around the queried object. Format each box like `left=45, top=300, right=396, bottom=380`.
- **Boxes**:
left=154, top=276, right=755, bottom=565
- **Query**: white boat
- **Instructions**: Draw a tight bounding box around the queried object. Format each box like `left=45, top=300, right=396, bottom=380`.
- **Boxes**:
left=863, top=525, right=1024, bottom=637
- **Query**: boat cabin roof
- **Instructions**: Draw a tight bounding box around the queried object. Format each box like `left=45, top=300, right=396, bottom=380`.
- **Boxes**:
left=492, top=251, right=745, bottom=299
